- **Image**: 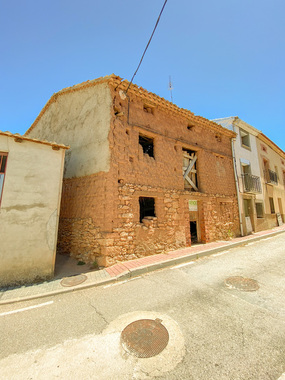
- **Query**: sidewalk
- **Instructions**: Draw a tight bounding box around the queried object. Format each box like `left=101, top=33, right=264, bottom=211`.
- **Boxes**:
left=1, top=225, right=285, bottom=305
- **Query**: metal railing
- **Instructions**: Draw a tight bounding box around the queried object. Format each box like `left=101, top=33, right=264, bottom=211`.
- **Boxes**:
left=264, top=169, right=278, bottom=185
left=241, top=174, right=262, bottom=193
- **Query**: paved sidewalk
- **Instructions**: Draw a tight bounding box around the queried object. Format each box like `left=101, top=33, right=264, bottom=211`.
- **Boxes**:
left=1, top=225, right=285, bottom=305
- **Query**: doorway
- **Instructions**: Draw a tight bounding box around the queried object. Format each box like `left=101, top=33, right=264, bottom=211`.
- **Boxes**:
left=190, top=221, right=198, bottom=244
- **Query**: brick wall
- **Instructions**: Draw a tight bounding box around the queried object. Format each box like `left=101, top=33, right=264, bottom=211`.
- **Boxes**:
left=46, top=79, right=240, bottom=266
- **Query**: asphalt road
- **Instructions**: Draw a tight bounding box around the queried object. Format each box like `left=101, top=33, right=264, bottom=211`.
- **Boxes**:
left=1, top=233, right=285, bottom=379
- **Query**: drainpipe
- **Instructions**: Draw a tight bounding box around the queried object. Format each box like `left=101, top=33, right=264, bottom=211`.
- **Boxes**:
left=231, top=122, right=244, bottom=236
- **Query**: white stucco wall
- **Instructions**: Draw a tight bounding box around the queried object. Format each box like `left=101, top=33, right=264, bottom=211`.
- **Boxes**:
left=213, top=117, right=263, bottom=201
left=27, top=83, right=112, bottom=179
left=0, top=136, right=65, bottom=286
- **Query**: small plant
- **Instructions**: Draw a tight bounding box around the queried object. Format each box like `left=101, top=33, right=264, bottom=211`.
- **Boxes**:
left=227, top=229, right=234, bottom=239
left=91, top=260, right=99, bottom=270
left=77, top=260, right=86, bottom=266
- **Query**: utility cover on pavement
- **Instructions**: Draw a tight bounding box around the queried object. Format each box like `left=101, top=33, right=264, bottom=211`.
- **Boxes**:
left=225, top=276, right=259, bottom=292
left=120, top=318, right=169, bottom=358
left=60, top=274, right=87, bottom=287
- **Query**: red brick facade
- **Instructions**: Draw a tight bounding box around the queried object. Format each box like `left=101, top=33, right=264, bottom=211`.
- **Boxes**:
left=27, top=75, right=240, bottom=266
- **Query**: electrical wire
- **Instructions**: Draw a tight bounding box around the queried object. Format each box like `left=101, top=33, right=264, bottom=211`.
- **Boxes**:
left=125, top=0, right=168, bottom=94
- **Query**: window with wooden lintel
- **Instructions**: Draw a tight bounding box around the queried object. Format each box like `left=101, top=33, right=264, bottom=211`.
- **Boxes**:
left=0, top=153, right=8, bottom=206
left=139, top=134, right=154, bottom=158
left=139, top=197, right=155, bottom=222
left=183, top=149, right=198, bottom=191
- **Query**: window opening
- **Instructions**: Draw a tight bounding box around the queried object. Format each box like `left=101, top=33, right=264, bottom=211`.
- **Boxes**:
left=139, top=197, right=155, bottom=222
left=183, top=149, right=198, bottom=191
left=269, top=197, right=275, bottom=214
left=240, top=128, right=250, bottom=148
left=143, top=104, right=154, bottom=114
left=0, top=153, right=8, bottom=205
left=255, top=202, right=264, bottom=218
left=139, top=134, right=154, bottom=158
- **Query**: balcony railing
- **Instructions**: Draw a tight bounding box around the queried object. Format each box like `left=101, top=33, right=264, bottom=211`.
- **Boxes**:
left=241, top=174, right=262, bottom=193
left=264, top=169, right=278, bottom=185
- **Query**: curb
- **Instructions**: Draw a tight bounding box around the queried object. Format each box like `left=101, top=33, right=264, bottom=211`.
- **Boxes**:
left=1, top=228, right=284, bottom=306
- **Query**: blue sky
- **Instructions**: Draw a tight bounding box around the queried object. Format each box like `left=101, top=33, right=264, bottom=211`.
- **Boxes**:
left=1, top=0, right=284, bottom=150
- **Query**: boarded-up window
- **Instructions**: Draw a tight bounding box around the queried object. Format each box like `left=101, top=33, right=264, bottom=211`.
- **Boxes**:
left=183, top=149, right=198, bottom=191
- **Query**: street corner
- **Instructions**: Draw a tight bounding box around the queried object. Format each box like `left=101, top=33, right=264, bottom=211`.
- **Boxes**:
left=102, top=310, right=186, bottom=379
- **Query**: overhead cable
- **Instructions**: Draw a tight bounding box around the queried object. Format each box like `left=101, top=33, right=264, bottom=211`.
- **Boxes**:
left=125, top=0, right=168, bottom=94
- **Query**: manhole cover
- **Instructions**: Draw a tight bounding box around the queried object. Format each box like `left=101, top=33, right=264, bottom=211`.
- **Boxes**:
left=60, top=274, right=87, bottom=287
left=121, top=318, right=169, bottom=358
left=225, top=276, right=259, bottom=292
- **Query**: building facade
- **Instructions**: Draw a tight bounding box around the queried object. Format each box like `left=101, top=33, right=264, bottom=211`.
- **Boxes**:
left=256, top=133, right=285, bottom=229
left=26, top=75, right=240, bottom=267
left=0, top=131, right=67, bottom=286
left=212, top=117, right=264, bottom=235
left=213, top=117, right=285, bottom=235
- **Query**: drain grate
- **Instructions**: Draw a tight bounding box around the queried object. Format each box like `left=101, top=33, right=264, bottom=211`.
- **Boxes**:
left=121, top=318, right=169, bottom=358
left=225, top=276, right=259, bottom=292
left=60, top=274, right=87, bottom=287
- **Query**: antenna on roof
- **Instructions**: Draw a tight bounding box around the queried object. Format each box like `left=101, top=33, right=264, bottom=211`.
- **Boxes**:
left=168, top=75, right=173, bottom=103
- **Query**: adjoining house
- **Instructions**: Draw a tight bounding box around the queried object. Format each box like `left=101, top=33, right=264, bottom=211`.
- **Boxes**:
left=256, top=133, right=285, bottom=228
left=213, top=116, right=285, bottom=235
left=0, top=131, right=68, bottom=287
left=212, top=117, right=263, bottom=235
left=26, top=74, right=240, bottom=267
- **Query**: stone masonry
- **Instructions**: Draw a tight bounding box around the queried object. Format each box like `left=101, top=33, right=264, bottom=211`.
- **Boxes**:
left=26, top=75, right=240, bottom=267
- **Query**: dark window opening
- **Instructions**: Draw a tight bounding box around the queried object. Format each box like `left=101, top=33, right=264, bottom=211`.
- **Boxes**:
left=269, top=197, right=275, bottom=214
left=139, top=197, right=155, bottom=222
left=139, top=135, right=154, bottom=158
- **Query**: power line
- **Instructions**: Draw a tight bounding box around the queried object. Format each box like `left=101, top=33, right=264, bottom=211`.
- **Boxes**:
left=125, top=0, right=168, bottom=94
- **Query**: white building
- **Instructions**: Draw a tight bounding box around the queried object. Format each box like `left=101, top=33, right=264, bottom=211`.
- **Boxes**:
left=212, top=117, right=263, bottom=235
left=0, top=131, right=68, bottom=286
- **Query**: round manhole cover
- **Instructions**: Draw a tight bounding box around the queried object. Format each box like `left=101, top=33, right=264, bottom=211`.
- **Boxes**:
left=121, top=318, right=169, bottom=358
left=60, top=274, right=87, bottom=287
left=225, top=276, right=259, bottom=292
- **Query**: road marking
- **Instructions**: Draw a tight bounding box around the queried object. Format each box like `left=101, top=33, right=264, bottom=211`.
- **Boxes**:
left=0, top=301, right=53, bottom=316
left=212, top=250, right=229, bottom=257
left=171, top=261, right=195, bottom=269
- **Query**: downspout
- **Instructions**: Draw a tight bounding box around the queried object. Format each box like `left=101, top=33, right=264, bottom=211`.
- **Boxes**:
left=231, top=121, right=244, bottom=236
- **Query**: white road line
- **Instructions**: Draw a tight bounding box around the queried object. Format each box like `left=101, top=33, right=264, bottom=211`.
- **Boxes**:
left=0, top=301, right=53, bottom=316
left=171, top=261, right=195, bottom=269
